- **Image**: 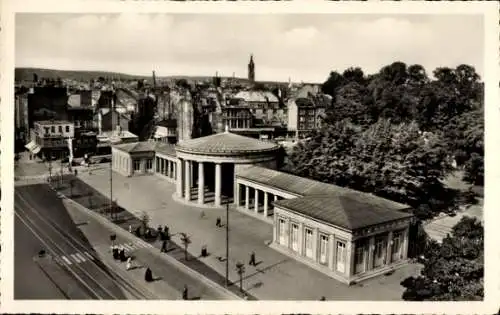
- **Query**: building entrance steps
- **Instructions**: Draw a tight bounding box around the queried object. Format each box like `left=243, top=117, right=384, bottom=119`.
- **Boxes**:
left=76, top=167, right=422, bottom=300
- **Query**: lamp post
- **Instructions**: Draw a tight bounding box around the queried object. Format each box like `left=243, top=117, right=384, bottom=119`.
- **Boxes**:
left=225, top=200, right=229, bottom=288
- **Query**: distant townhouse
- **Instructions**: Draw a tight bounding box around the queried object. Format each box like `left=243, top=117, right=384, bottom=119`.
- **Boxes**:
left=27, top=120, right=74, bottom=160
left=232, top=90, right=280, bottom=121
left=287, top=93, right=331, bottom=139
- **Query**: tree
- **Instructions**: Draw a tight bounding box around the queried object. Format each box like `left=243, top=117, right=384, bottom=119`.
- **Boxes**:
left=140, top=212, right=150, bottom=232
left=180, top=232, right=191, bottom=261
left=235, top=261, right=246, bottom=293
left=321, top=71, right=345, bottom=99
left=324, top=82, right=371, bottom=126
left=401, top=216, right=483, bottom=301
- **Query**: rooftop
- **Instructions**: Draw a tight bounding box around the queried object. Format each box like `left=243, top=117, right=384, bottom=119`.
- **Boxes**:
left=176, top=130, right=279, bottom=155
left=35, top=120, right=72, bottom=125
left=233, top=90, right=279, bottom=103
left=275, top=194, right=413, bottom=230
left=113, top=140, right=176, bottom=156
left=236, top=165, right=411, bottom=215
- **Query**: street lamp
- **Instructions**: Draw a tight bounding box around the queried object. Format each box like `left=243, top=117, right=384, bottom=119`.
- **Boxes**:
left=225, top=200, right=229, bottom=288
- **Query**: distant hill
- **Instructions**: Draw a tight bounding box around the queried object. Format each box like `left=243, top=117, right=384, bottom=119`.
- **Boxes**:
left=15, top=67, right=150, bottom=82
left=15, top=67, right=307, bottom=85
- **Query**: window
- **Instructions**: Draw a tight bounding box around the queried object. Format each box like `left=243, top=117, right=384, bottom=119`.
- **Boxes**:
left=305, top=228, right=313, bottom=259
left=133, top=160, right=141, bottom=172
left=336, top=241, right=346, bottom=273
left=146, top=159, right=153, bottom=171
left=51, top=126, right=55, bottom=133
left=278, top=218, right=287, bottom=245
left=44, top=127, right=50, bottom=135
left=58, top=126, right=63, bottom=133
left=66, top=126, right=70, bottom=133
left=291, top=223, right=299, bottom=252
left=354, top=245, right=365, bottom=273
left=319, top=234, right=328, bottom=265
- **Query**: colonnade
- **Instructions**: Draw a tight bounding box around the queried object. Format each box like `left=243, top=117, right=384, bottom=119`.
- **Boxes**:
left=234, top=182, right=285, bottom=219
left=155, top=155, right=177, bottom=181
left=176, top=158, right=223, bottom=207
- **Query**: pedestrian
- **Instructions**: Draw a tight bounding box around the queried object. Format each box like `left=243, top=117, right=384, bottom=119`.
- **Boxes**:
left=216, top=217, right=221, bottom=227
left=119, top=248, right=127, bottom=262
left=249, top=251, right=256, bottom=266
left=112, top=246, right=119, bottom=260
left=145, top=267, right=153, bottom=282
left=320, top=296, right=326, bottom=301
left=128, top=225, right=132, bottom=233
left=161, top=240, right=168, bottom=253
left=126, top=257, right=132, bottom=270
left=182, top=285, right=188, bottom=300
left=74, top=169, right=78, bottom=176
left=135, top=226, right=141, bottom=237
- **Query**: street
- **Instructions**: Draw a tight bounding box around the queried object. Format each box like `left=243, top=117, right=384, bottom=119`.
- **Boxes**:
left=15, top=184, right=143, bottom=299
left=14, top=180, right=234, bottom=300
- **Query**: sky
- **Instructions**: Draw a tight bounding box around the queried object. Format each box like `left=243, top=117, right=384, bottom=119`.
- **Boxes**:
left=15, top=13, right=484, bottom=83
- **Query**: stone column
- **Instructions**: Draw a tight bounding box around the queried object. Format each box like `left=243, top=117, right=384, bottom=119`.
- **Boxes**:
left=176, top=159, right=183, bottom=197
left=299, top=223, right=304, bottom=256
left=173, top=162, right=177, bottom=180
left=234, top=182, right=240, bottom=206
left=272, top=213, right=278, bottom=243
left=263, top=192, right=269, bottom=217
left=329, top=234, right=335, bottom=270
left=346, top=241, right=356, bottom=278
left=170, top=160, right=174, bottom=178
left=254, top=189, right=259, bottom=213
left=184, top=160, right=191, bottom=201
left=198, top=162, right=205, bottom=205
left=245, top=185, right=250, bottom=210
left=313, top=228, right=319, bottom=262
left=215, top=163, right=222, bottom=207
left=386, top=231, right=394, bottom=265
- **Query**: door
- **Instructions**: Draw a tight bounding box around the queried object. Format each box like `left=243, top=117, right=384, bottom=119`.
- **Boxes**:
left=319, top=234, right=328, bottom=265
left=336, top=241, right=346, bottom=273
left=278, top=219, right=287, bottom=246
left=373, top=237, right=386, bottom=268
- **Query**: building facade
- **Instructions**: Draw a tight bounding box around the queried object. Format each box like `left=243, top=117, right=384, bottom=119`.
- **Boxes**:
left=272, top=195, right=412, bottom=285
left=111, top=142, right=156, bottom=177
left=28, top=120, right=74, bottom=159
left=287, top=98, right=326, bottom=139
left=222, top=106, right=253, bottom=130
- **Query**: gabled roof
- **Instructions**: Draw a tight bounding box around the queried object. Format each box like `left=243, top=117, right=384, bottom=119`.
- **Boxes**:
left=176, top=131, right=279, bottom=155
left=275, top=194, right=413, bottom=230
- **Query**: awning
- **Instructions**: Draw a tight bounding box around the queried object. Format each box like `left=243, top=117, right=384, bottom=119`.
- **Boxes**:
left=32, top=146, right=41, bottom=155
left=25, top=141, right=36, bottom=151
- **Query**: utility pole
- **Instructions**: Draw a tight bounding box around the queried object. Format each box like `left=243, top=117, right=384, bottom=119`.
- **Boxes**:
left=225, top=201, right=229, bottom=288
left=110, top=159, right=113, bottom=221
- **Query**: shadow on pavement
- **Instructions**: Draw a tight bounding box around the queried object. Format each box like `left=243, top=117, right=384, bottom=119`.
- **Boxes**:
left=56, top=175, right=257, bottom=300
left=15, top=183, right=130, bottom=300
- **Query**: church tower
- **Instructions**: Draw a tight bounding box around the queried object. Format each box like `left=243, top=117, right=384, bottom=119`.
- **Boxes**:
left=248, top=54, right=255, bottom=83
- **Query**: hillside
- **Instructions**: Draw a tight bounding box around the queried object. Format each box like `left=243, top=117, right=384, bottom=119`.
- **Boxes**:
left=15, top=67, right=300, bottom=85
left=15, top=67, right=150, bottom=82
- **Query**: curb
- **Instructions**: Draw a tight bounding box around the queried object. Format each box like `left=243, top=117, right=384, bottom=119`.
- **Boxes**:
left=57, top=187, right=241, bottom=300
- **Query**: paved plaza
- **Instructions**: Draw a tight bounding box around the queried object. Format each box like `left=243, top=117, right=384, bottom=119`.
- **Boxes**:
left=77, top=164, right=422, bottom=300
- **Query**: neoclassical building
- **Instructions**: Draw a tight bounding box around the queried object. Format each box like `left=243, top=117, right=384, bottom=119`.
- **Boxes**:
left=111, top=129, right=414, bottom=284
left=174, top=127, right=279, bottom=207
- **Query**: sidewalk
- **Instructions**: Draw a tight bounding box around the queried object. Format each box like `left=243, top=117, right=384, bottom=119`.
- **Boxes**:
left=76, top=166, right=421, bottom=301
